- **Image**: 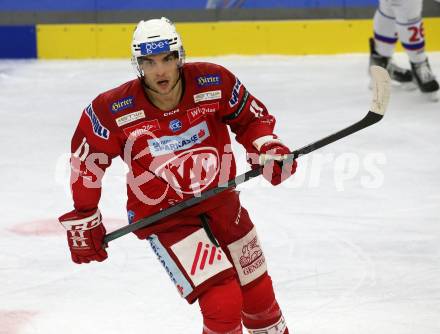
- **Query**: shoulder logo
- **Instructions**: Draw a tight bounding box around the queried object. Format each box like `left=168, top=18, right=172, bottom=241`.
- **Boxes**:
left=84, top=104, right=109, bottom=140
left=193, top=90, right=222, bottom=103
left=229, top=77, right=242, bottom=107
left=197, top=74, right=221, bottom=87
left=111, top=96, right=134, bottom=113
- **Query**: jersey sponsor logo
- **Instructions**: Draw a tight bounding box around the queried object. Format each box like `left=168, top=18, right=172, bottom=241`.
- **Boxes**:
left=123, top=119, right=160, bottom=138
left=171, top=229, right=232, bottom=287
left=148, top=121, right=210, bottom=157
left=187, top=102, right=219, bottom=124
left=84, top=104, right=109, bottom=140
left=229, top=77, right=242, bottom=107
left=152, top=147, right=219, bottom=194
left=193, top=90, right=222, bottom=103
left=115, top=110, right=145, bottom=127
left=169, top=119, right=182, bottom=132
left=110, top=96, right=134, bottom=114
left=197, top=74, right=221, bottom=87
left=140, top=39, right=170, bottom=55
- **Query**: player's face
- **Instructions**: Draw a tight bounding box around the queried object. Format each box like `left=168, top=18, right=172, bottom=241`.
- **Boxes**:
left=139, top=52, right=180, bottom=95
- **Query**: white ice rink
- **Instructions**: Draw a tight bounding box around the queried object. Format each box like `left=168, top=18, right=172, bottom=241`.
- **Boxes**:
left=0, top=53, right=439, bottom=334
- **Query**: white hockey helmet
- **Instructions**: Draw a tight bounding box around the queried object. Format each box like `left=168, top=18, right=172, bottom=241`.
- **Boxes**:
left=131, top=17, right=185, bottom=77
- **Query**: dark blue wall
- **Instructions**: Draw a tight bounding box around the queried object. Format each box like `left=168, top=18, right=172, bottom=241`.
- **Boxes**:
left=0, top=0, right=378, bottom=10
left=0, top=26, right=36, bottom=58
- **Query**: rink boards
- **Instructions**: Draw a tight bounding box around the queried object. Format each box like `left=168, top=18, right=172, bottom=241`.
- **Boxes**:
left=37, top=18, right=440, bottom=59
left=2, top=18, right=440, bottom=59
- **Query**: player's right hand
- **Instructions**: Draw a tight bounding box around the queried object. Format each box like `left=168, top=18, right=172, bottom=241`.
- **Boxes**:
left=58, top=208, right=108, bottom=264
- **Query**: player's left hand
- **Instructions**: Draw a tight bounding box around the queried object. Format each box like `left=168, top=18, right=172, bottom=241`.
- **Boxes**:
left=59, top=208, right=108, bottom=264
left=258, top=141, right=297, bottom=186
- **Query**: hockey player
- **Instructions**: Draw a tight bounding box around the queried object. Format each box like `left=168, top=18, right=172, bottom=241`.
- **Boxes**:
left=369, top=0, right=439, bottom=100
left=58, top=17, right=296, bottom=334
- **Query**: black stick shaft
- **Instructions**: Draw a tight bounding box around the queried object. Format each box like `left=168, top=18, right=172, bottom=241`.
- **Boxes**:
left=104, top=110, right=382, bottom=244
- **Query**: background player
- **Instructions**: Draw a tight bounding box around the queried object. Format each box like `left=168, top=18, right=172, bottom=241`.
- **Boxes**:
left=369, top=0, right=439, bottom=100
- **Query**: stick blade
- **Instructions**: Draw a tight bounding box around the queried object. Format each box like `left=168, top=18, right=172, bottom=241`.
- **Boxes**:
left=369, top=65, right=391, bottom=116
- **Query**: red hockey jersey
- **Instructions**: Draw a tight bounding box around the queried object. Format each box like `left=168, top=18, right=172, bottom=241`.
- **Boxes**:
left=70, top=62, right=277, bottom=237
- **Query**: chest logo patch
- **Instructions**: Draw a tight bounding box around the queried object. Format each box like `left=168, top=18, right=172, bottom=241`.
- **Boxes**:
left=152, top=147, right=220, bottom=195
left=169, top=119, right=182, bottom=132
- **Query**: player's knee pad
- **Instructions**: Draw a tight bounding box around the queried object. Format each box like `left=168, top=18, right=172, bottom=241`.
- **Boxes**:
left=199, top=276, right=243, bottom=334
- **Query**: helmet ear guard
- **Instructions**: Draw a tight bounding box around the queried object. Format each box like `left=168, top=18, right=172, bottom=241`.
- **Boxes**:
left=131, top=17, right=185, bottom=77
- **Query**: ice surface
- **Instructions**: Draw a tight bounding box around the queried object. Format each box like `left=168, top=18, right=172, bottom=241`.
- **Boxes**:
left=0, top=54, right=439, bottom=334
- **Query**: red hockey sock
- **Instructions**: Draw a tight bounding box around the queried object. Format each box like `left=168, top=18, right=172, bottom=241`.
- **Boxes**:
left=241, top=274, right=289, bottom=333
left=198, top=276, right=243, bottom=334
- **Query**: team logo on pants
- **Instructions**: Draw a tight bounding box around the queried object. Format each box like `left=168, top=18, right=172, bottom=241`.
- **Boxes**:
left=239, top=236, right=264, bottom=275
left=191, top=242, right=224, bottom=276
left=228, top=227, right=267, bottom=286
left=171, top=229, right=232, bottom=287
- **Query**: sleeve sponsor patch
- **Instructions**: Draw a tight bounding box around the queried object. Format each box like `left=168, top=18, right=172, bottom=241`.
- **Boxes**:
left=84, top=104, right=109, bottom=140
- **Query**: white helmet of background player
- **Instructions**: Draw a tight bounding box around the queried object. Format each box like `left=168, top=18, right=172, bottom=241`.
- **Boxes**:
left=131, top=17, right=185, bottom=77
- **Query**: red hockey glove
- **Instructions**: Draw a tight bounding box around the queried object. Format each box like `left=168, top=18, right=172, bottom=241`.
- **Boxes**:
left=257, top=139, right=297, bottom=186
left=58, top=208, right=108, bottom=264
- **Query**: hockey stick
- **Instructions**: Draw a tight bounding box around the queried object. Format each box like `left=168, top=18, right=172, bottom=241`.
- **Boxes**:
left=104, top=66, right=390, bottom=244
